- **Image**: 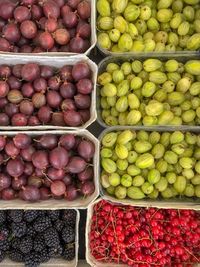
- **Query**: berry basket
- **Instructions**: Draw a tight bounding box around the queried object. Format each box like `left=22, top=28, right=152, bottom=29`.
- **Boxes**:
left=96, top=0, right=200, bottom=56
left=0, top=209, right=79, bottom=267
left=99, top=126, right=200, bottom=210
left=0, top=129, right=99, bottom=209
left=96, top=53, right=200, bottom=128
left=0, top=0, right=96, bottom=56
left=86, top=199, right=200, bottom=267
left=0, top=54, right=97, bottom=130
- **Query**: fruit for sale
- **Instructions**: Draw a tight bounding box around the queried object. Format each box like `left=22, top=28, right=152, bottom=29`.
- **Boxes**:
left=90, top=200, right=200, bottom=266
left=0, top=209, right=76, bottom=266
left=0, top=133, right=95, bottom=202
left=101, top=130, right=200, bottom=200
left=0, top=62, right=93, bottom=127
left=0, top=0, right=91, bottom=53
left=99, top=58, right=200, bottom=126
left=97, top=0, right=200, bottom=52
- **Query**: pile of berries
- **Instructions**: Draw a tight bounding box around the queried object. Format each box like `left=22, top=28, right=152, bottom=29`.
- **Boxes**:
left=0, top=209, right=76, bottom=267
left=89, top=200, right=200, bottom=267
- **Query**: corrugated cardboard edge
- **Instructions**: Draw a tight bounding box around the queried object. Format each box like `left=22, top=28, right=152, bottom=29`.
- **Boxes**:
left=85, top=199, right=200, bottom=266
left=0, top=0, right=96, bottom=56
left=1, top=209, right=79, bottom=267
left=96, top=53, right=200, bottom=128
left=99, top=126, right=200, bottom=210
left=0, top=130, right=99, bottom=209
left=0, top=54, right=97, bottom=130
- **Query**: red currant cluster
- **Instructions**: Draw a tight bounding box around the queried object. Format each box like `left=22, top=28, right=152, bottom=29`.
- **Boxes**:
left=89, top=200, right=200, bottom=267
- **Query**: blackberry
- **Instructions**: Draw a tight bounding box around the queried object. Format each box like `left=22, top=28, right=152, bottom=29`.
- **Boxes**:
left=0, top=226, right=9, bottom=239
left=0, top=226, right=10, bottom=250
left=8, top=210, right=23, bottom=223
left=40, top=248, right=51, bottom=263
left=11, top=238, right=21, bottom=249
left=33, top=216, right=52, bottom=233
left=24, top=211, right=39, bottom=222
left=33, top=236, right=45, bottom=252
left=9, top=249, right=24, bottom=262
left=54, top=219, right=65, bottom=232
left=26, top=224, right=36, bottom=237
left=0, top=239, right=10, bottom=251
left=47, top=210, right=60, bottom=221
left=19, top=236, right=33, bottom=254
left=43, top=227, right=59, bottom=248
left=0, top=250, right=5, bottom=262
left=62, top=210, right=76, bottom=226
left=0, top=211, right=6, bottom=224
left=48, top=244, right=63, bottom=257
left=24, top=252, right=41, bottom=267
left=61, top=226, right=75, bottom=243
left=11, top=221, right=27, bottom=237
left=62, top=245, right=75, bottom=261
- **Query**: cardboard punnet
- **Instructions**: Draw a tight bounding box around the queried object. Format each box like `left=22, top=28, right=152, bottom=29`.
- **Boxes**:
left=0, top=54, right=97, bottom=130
left=99, top=126, right=200, bottom=210
left=0, top=209, right=79, bottom=267
left=85, top=199, right=200, bottom=267
left=0, top=0, right=96, bottom=56
left=0, top=130, right=99, bottom=209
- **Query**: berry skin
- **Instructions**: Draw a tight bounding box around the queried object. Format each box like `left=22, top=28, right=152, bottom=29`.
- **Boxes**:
left=26, top=225, right=36, bottom=237
left=46, top=210, right=60, bottom=221
left=0, top=250, right=5, bottom=262
left=62, top=210, right=76, bottom=226
left=61, top=226, right=75, bottom=243
left=11, top=222, right=27, bottom=238
left=54, top=219, right=65, bottom=232
left=19, top=236, right=33, bottom=254
left=0, top=226, right=10, bottom=250
left=33, top=216, right=52, bottom=232
left=33, top=236, right=45, bottom=252
left=24, top=252, right=41, bottom=267
left=11, top=238, right=21, bottom=249
left=8, top=249, right=24, bottom=262
left=62, top=245, right=75, bottom=261
left=8, top=210, right=23, bottom=223
left=43, top=227, right=60, bottom=248
left=48, top=244, right=63, bottom=257
left=40, top=248, right=50, bottom=263
left=23, top=211, right=39, bottom=222
left=0, top=211, right=6, bottom=224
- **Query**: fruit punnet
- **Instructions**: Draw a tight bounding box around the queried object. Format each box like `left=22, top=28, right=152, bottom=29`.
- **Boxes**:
left=97, top=0, right=200, bottom=52
left=0, top=133, right=95, bottom=202
left=98, top=58, right=200, bottom=126
left=0, top=62, right=93, bottom=127
left=0, top=209, right=76, bottom=265
left=0, top=0, right=91, bottom=53
left=89, top=200, right=200, bottom=266
left=101, top=130, right=200, bottom=200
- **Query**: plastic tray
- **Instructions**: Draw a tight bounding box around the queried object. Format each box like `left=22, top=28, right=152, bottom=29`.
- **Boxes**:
left=0, top=130, right=99, bottom=209
left=0, top=209, right=79, bottom=267
left=98, top=126, right=200, bottom=210
left=0, top=54, right=97, bottom=130
left=96, top=53, right=200, bottom=128
left=0, top=0, right=96, bottom=56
